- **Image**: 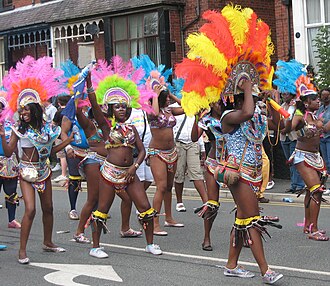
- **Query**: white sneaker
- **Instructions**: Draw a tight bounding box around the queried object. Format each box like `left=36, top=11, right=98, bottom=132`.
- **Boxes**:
left=266, top=180, right=275, bottom=190
left=68, top=210, right=79, bottom=220
left=53, top=175, right=67, bottom=182
left=323, top=189, right=330, bottom=195
left=89, top=247, right=109, bottom=258
left=51, top=164, right=61, bottom=172
left=145, top=244, right=162, bottom=255
left=176, top=203, right=186, bottom=212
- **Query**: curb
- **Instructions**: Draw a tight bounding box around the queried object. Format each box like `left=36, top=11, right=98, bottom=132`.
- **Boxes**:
left=52, top=179, right=304, bottom=205
left=145, top=186, right=305, bottom=204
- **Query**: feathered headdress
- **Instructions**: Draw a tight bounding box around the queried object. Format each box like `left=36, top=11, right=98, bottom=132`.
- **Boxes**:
left=273, top=59, right=317, bottom=98
left=175, top=4, right=274, bottom=116
left=167, top=78, right=185, bottom=99
left=92, top=56, right=156, bottom=115
left=60, top=59, right=80, bottom=95
left=2, top=56, right=66, bottom=119
left=0, top=87, right=8, bottom=109
left=131, top=54, right=172, bottom=90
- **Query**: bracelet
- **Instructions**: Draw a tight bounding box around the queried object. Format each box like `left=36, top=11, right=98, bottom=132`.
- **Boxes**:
left=87, top=87, right=94, bottom=93
left=65, top=145, right=73, bottom=152
left=134, top=163, right=140, bottom=169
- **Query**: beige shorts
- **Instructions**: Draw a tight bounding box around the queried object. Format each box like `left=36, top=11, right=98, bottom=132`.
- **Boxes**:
left=174, top=141, right=204, bottom=183
left=55, top=139, right=66, bottom=159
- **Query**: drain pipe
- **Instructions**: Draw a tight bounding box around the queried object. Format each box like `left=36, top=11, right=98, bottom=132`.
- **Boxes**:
left=179, top=0, right=201, bottom=57
left=282, top=0, right=293, bottom=59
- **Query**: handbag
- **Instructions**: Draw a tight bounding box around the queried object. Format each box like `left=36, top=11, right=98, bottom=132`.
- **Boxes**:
left=133, top=111, right=147, bottom=158
left=20, top=149, right=38, bottom=183
left=214, top=141, right=248, bottom=187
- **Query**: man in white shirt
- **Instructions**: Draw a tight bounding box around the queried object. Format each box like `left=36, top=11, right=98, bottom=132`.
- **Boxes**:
left=126, top=108, right=153, bottom=190
left=44, top=98, right=57, bottom=123
left=172, top=105, right=208, bottom=211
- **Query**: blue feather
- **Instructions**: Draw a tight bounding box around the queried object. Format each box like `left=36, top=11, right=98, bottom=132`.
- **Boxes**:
left=168, top=78, right=185, bottom=99
left=273, top=60, right=306, bottom=94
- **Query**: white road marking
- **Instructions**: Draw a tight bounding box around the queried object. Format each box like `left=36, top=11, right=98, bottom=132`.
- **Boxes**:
left=101, top=242, right=330, bottom=277
left=30, top=263, right=123, bottom=285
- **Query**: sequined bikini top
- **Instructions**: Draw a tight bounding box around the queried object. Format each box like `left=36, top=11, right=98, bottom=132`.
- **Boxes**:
left=296, top=111, right=322, bottom=139
left=149, top=108, right=176, bottom=129
left=105, top=123, right=135, bottom=149
left=87, top=120, right=103, bottom=143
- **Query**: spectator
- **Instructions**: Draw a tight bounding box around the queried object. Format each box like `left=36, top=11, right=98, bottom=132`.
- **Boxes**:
left=317, top=88, right=330, bottom=195
left=172, top=105, right=208, bottom=212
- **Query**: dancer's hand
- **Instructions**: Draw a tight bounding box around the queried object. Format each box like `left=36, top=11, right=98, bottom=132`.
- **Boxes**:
left=66, top=147, right=75, bottom=158
left=238, top=78, right=252, bottom=93
left=126, top=165, right=136, bottom=183
left=153, top=84, right=163, bottom=96
left=0, top=123, right=5, bottom=137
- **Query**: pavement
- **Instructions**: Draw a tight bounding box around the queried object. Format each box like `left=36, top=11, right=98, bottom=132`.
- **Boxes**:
left=50, top=168, right=311, bottom=204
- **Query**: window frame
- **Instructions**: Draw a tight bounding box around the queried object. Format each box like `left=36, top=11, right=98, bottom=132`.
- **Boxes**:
left=303, top=0, right=330, bottom=66
left=112, top=11, right=160, bottom=64
left=0, top=37, right=5, bottom=86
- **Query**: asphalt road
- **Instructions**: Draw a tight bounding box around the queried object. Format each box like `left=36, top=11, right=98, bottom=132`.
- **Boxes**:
left=0, top=187, right=329, bottom=286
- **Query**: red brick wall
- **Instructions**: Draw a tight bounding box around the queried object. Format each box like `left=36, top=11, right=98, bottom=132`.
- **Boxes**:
left=274, top=1, right=294, bottom=61
left=11, top=43, right=48, bottom=65
left=94, top=34, right=105, bottom=60
left=68, top=38, right=79, bottom=65
left=12, top=0, right=35, bottom=8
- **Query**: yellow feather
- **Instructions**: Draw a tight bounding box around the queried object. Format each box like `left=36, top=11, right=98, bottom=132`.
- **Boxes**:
left=263, top=67, right=274, bottom=90
left=221, top=4, right=250, bottom=48
left=182, top=91, right=210, bottom=116
left=186, top=33, right=228, bottom=76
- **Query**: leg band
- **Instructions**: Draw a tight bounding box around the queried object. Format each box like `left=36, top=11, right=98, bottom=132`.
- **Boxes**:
left=68, top=177, right=82, bottom=192
left=306, top=184, right=329, bottom=207
left=232, top=215, right=282, bottom=247
left=5, top=193, right=19, bottom=206
left=138, top=208, right=157, bottom=222
left=194, top=200, right=220, bottom=220
left=91, top=210, right=110, bottom=234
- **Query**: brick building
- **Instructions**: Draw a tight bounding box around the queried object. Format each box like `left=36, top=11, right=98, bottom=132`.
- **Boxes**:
left=1, top=1, right=328, bottom=81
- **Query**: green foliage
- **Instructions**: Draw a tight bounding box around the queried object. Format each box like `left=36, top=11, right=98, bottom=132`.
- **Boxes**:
left=313, top=26, right=330, bottom=89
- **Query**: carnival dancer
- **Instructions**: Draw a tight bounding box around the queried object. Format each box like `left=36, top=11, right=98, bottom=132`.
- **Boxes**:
left=1, top=56, right=73, bottom=264
left=72, top=102, right=142, bottom=242
left=176, top=5, right=283, bottom=283
left=0, top=92, right=20, bottom=229
left=59, top=60, right=90, bottom=220
left=190, top=101, right=223, bottom=251
left=132, top=55, right=184, bottom=235
left=87, top=57, right=161, bottom=258
left=274, top=60, right=329, bottom=240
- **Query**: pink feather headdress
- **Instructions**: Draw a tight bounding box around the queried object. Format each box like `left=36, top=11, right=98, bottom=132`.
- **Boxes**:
left=91, top=56, right=156, bottom=114
left=2, top=56, right=67, bottom=119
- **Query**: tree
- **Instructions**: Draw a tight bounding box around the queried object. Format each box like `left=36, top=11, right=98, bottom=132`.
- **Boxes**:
left=313, top=26, right=330, bottom=89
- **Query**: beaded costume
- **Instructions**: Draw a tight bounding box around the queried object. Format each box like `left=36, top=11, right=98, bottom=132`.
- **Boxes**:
left=176, top=4, right=280, bottom=245
left=2, top=56, right=65, bottom=193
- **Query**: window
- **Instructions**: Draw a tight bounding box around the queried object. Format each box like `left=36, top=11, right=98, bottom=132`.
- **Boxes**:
left=0, top=37, right=5, bottom=86
left=305, top=0, right=330, bottom=68
left=112, top=12, right=160, bottom=64
left=3, top=0, right=13, bottom=7
left=78, top=42, right=95, bottom=68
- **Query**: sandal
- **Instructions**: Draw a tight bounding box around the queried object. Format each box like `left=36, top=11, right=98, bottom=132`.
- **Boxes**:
left=73, top=233, right=91, bottom=243
left=304, top=223, right=327, bottom=234
left=120, top=228, right=143, bottom=238
left=202, top=243, right=213, bottom=251
left=43, top=245, right=66, bottom=252
left=308, top=231, right=329, bottom=241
